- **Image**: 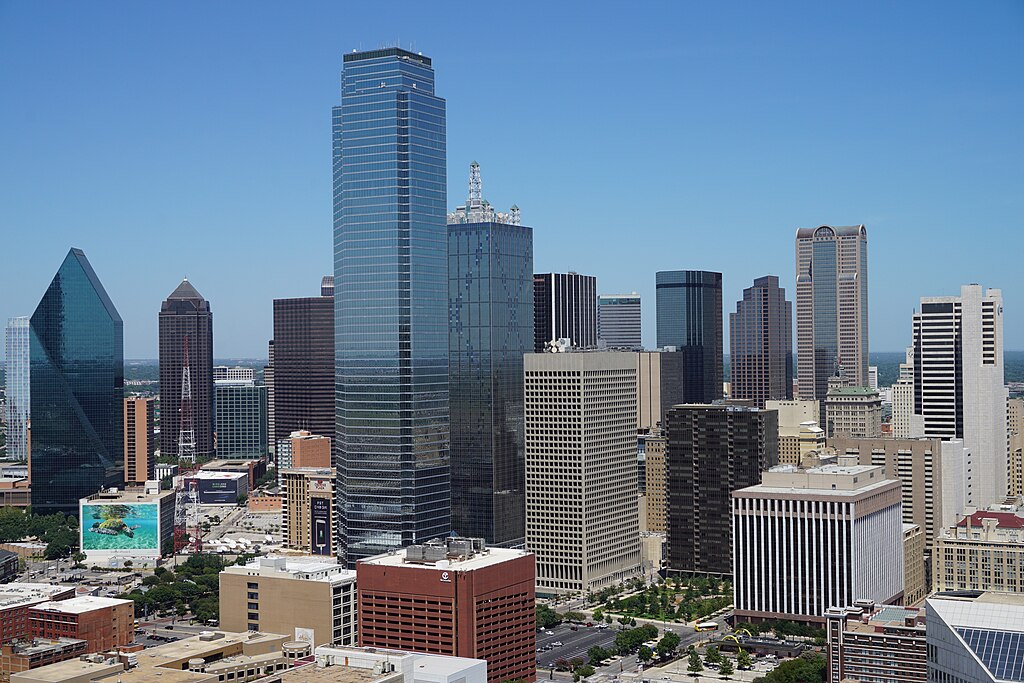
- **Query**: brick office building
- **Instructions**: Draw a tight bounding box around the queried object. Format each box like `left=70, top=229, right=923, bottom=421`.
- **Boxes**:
left=357, top=537, right=536, bottom=683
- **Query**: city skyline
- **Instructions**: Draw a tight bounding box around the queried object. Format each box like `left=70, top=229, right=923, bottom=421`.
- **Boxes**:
left=1, top=3, right=1022, bottom=359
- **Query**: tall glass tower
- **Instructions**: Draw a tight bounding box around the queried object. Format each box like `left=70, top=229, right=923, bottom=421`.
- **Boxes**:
left=30, top=249, right=124, bottom=515
left=5, top=317, right=31, bottom=462
left=448, top=162, right=533, bottom=546
left=333, top=48, right=449, bottom=562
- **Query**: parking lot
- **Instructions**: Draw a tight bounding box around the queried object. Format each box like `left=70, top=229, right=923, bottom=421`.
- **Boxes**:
left=535, top=622, right=618, bottom=669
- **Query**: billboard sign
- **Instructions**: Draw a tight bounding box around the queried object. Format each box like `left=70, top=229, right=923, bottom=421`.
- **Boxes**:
left=81, top=503, right=160, bottom=557
left=310, top=497, right=331, bottom=556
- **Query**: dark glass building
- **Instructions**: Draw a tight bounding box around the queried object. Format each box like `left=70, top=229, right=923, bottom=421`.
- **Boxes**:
left=333, top=48, right=449, bottom=562
left=272, top=284, right=334, bottom=445
left=448, top=162, right=533, bottom=546
left=729, top=275, right=793, bottom=408
left=665, top=403, right=777, bottom=577
left=655, top=270, right=723, bottom=403
left=159, top=279, right=214, bottom=460
left=533, top=272, right=597, bottom=352
left=29, top=249, right=124, bottom=515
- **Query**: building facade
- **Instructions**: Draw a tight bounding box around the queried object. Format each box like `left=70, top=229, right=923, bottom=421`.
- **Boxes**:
left=4, top=317, right=30, bottom=462
left=598, top=293, right=641, bottom=349
left=525, top=352, right=641, bottom=594
left=665, top=404, right=778, bottom=577
left=533, top=272, right=597, bottom=352
left=280, top=468, right=337, bottom=556
left=159, top=279, right=214, bottom=461
left=448, top=163, right=533, bottom=546
left=824, top=386, right=882, bottom=438
left=29, top=249, right=123, bottom=515
left=333, top=48, right=450, bottom=562
left=733, top=464, right=903, bottom=624
left=357, top=538, right=536, bottom=683
left=912, top=285, right=1007, bottom=508
left=655, top=270, right=723, bottom=404
left=926, top=591, right=1024, bottom=683
left=271, top=286, right=334, bottom=445
left=795, top=225, right=869, bottom=404
left=729, top=275, right=792, bottom=408
left=219, top=556, right=357, bottom=646
left=214, top=380, right=267, bottom=459
left=123, top=397, right=155, bottom=486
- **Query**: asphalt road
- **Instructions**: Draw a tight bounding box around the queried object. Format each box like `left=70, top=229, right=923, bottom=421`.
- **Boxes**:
left=536, top=623, right=618, bottom=669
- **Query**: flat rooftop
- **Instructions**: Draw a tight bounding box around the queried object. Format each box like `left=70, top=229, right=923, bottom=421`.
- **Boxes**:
left=360, top=546, right=531, bottom=572
left=32, top=596, right=133, bottom=614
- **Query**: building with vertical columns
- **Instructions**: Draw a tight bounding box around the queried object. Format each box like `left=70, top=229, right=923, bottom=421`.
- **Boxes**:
left=912, top=285, right=1007, bottom=507
left=729, top=275, right=792, bottom=408
left=655, top=270, right=723, bottom=404
left=123, top=397, right=154, bottom=486
left=159, top=279, right=214, bottom=461
left=448, top=162, right=533, bottom=547
left=525, top=351, right=640, bottom=594
left=4, top=317, right=30, bottom=462
left=795, top=225, right=869, bottom=406
left=333, top=48, right=449, bottom=563
left=598, top=293, right=641, bottom=350
left=733, top=463, right=903, bottom=624
left=533, top=272, right=597, bottom=352
left=665, top=403, right=778, bottom=577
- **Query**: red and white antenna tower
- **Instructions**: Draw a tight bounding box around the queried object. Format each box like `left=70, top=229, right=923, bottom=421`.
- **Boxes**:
left=177, top=334, right=197, bottom=464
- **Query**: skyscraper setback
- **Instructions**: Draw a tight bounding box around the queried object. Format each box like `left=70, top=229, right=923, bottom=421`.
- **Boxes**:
left=158, top=279, right=214, bottom=461
left=729, top=275, right=792, bottom=407
left=795, top=225, right=869, bottom=402
left=448, top=162, right=533, bottom=546
left=333, top=48, right=449, bottom=562
left=655, top=270, right=723, bottom=403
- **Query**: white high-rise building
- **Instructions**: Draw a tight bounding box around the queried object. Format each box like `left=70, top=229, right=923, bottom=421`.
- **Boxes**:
left=912, top=285, right=1007, bottom=507
left=4, top=317, right=30, bottom=461
left=525, top=351, right=641, bottom=594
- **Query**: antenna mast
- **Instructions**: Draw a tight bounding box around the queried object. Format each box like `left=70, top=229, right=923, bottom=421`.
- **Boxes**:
left=177, top=335, right=197, bottom=464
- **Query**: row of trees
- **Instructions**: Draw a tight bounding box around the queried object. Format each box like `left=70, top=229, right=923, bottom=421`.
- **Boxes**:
left=0, top=508, right=80, bottom=559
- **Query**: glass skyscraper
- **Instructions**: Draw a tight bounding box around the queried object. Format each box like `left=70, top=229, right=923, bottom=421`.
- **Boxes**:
left=655, top=270, right=723, bottom=403
left=448, top=161, right=533, bottom=546
left=4, top=317, right=30, bottom=462
left=333, top=48, right=449, bottom=561
left=29, top=249, right=124, bottom=515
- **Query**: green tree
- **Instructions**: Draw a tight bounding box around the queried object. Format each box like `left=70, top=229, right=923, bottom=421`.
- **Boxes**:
left=718, top=658, right=734, bottom=678
left=637, top=646, right=654, bottom=664
left=736, top=649, right=753, bottom=670
left=687, top=651, right=703, bottom=675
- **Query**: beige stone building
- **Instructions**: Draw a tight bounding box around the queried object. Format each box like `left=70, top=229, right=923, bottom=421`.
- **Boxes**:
left=220, top=556, right=356, bottom=646
left=766, top=399, right=820, bottom=465
left=644, top=431, right=666, bottom=533
left=903, top=524, right=927, bottom=606
left=280, top=468, right=336, bottom=556
left=825, top=386, right=882, bottom=438
left=932, top=501, right=1024, bottom=594
left=525, top=351, right=641, bottom=594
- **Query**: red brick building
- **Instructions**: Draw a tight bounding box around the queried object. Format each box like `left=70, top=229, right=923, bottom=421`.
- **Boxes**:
left=28, top=597, right=134, bottom=652
left=357, top=538, right=536, bottom=683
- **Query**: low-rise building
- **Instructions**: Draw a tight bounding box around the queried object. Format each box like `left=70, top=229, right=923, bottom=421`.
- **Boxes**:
left=219, top=556, right=356, bottom=647
left=28, top=598, right=134, bottom=652
left=0, top=585, right=76, bottom=644
left=825, top=603, right=926, bottom=683
left=927, top=591, right=1024, bottom=683
left=932, top=500, right=1024, bottom=594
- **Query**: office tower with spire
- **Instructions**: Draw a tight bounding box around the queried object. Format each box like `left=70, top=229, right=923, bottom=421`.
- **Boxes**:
left=729, top=275, right=792, bottom=407
left=912, top=284, right=1007, bottom=506
left=159, top=279, right=214, bottom=461
left=5, top=317, right=30, bottom=461
left=448, top=161, right=533, bottom=546
left=533, top=272, right=598, bottom=352
left=29, top=249, right=124, bottom=514
left=598, top=293, right=642, bottom=349
left=655, top=270, right=723, bottom=403
left=333, top=48, right=449, bottom=562
left=795, top=225, right=869, bottom=404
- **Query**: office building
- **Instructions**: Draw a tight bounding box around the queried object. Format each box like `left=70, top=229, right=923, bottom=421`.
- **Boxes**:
left=525, top=351, right=641, bottom=594
left=79, top=485, right=175, bottom=565
left=214, top=378, right=267, bottom=459
left=655, top=270, right=723, bottom=403
left=795, top=225, right=869, bottom=405
left=825, top=604, right=926, bottom=683
left=733, top=463, right=903, bottom=624
left=123, top=397, right=155, bottom=486
left=644, top=430, right=667, bottom=533
left=271, top=282, right=334, bottom=446
left=903, top=524, right=927, bottom=606
left=598, top=293, right=641, bottom=349
left=280, top=468, right=337, bottom=556
left=932, top=501, right=1024, bottom=594
left=729, top=276, right=792, bottom=408
left=220, top=556, right=356, bottom=646
left=0, top=638, right=88, bottom=683
left=766, top=399, right=821, bottom=465
left=927, top=591, right=1024, bottom=683
left=358, top=538, right=535, bottom=683
left=159, top=279, right=214, bottom=461
left=333, top=48, right=449, bottom=562
left=665, top=403, right=778, bottom=577
left=4, top=317, right=30, bottom=462
left=0, top=585, right=76, bottom=645
left=28, top=597, right=133, bottom=652
left=533, top=272, right=597, bottom=352
left=448, top=162, right=533, bottom=546
left=912, top=285, right=1007, bottom=507
left=824, top=386, right=882, bottom=438
left=30, top=249, right=123, bottom=515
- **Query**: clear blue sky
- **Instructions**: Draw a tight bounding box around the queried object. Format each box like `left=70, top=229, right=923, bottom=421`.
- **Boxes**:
left=1, top=1, right=1022, bottom=359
